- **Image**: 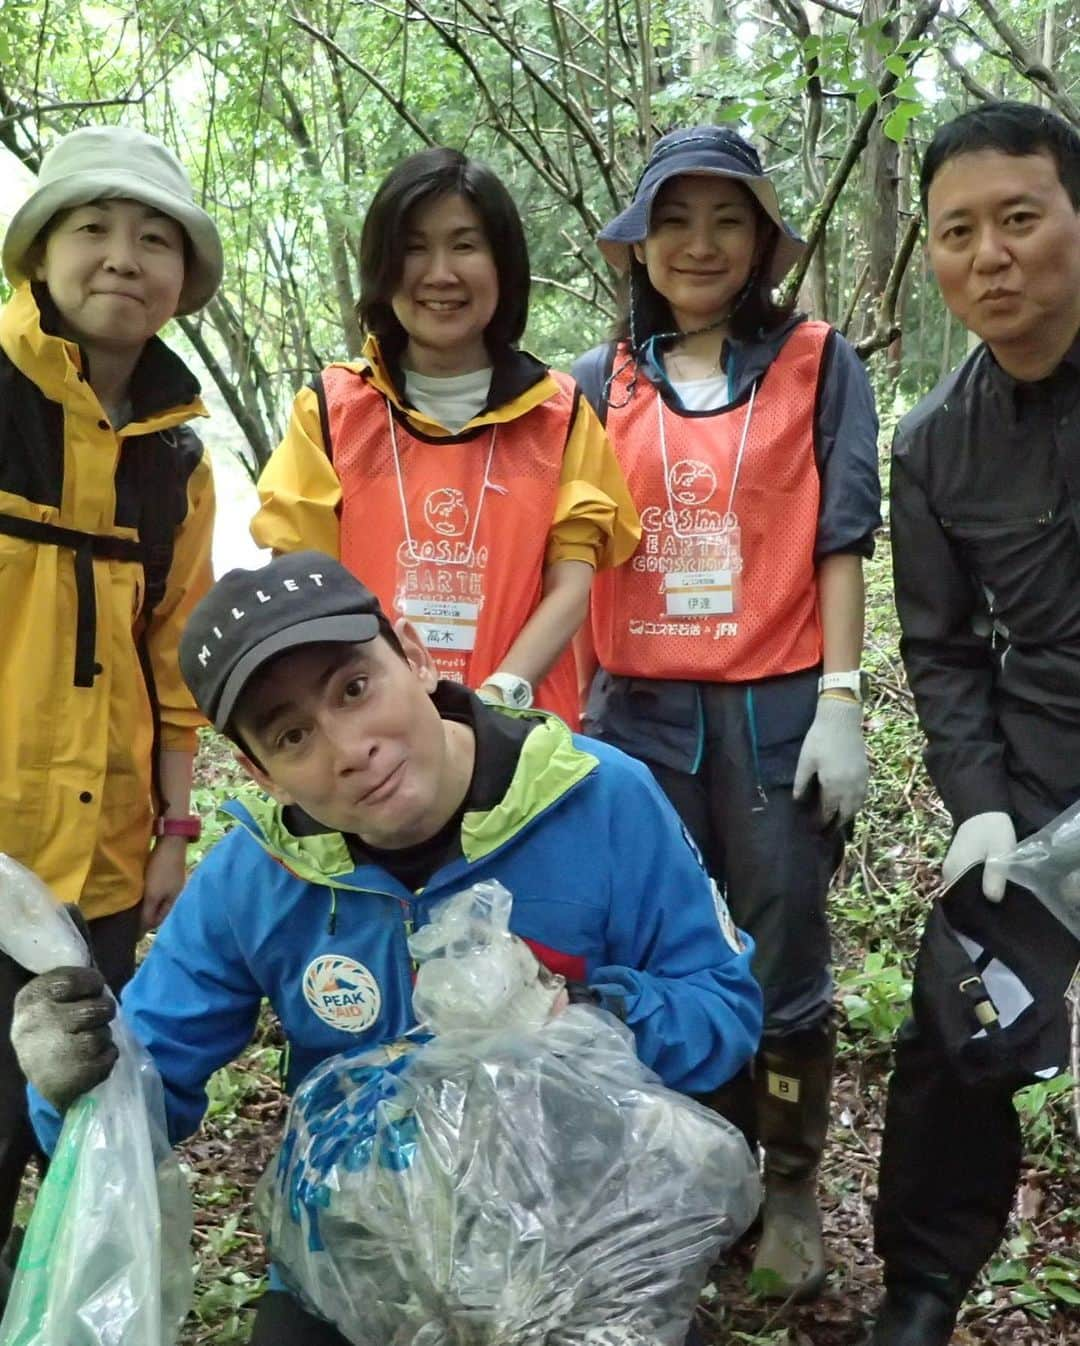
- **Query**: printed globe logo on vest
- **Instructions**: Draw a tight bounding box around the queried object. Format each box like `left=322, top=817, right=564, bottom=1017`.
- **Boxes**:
left=303, top=955, right=382, bottom=1033
left=423, top=487, right=469, bottom=537
left=667, top=459, right=717, bottom=507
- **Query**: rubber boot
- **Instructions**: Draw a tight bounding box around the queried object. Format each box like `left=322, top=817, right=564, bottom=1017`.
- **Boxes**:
left=860, top=1275, right=962, bottom=1346
left=751, top=1021, right=834, bottom=1301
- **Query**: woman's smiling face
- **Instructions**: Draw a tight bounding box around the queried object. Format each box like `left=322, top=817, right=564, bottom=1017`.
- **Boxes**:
left=391, top=192, right=499, bottom=375
left=635, top=174, right=761, bottom=330
left=34, top=198, right=186, bottom=354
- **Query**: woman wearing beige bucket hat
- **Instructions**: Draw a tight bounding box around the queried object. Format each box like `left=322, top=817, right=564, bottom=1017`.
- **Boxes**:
left=573, top=126, right=882, bottom=1302
left=0, top=123, right=223, bottom=1296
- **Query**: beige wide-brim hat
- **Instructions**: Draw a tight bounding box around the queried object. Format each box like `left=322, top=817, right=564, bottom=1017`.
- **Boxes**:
left=2, top=125, right=223, bottom=316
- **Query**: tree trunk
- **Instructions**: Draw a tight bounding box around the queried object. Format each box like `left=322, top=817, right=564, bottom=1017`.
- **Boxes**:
left=859, top=0, right=899, bottom=352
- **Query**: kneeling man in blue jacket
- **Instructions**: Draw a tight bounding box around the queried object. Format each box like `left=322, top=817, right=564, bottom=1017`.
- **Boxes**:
left=12, top=552, right=762, bottom=1345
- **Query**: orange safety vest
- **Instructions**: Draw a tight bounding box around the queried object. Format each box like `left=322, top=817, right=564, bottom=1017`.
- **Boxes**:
left=591, top=321, right=828, bottom=682
left=322, top=366, right=581, bottom=727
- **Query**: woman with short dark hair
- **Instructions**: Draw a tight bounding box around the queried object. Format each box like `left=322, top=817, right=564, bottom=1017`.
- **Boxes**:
left=573, top=126, right=882, bottom=1300
left=0, top=123, right=221, bottom=1301
left=254, top=148, right=638, bottom=726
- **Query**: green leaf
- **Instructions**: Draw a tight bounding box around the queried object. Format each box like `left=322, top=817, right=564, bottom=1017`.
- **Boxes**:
left=988, top=1260, right=1028, bottom=1285
left=856, top=87, right=878, bottom=116
left=883, top=103, right=918, bottom=143
left=885, top=54, right=909, bottom=78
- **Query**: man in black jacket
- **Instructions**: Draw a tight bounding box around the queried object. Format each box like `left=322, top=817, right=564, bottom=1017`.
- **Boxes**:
left=867, top=102, right=1080, bottom=1345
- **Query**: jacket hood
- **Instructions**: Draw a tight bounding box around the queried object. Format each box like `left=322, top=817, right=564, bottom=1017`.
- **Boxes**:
left=0, top=282, right=207, bottom=429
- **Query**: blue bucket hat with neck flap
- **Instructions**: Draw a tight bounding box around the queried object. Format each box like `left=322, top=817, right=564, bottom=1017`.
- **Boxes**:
left=598, top=126, right=806, bottom=287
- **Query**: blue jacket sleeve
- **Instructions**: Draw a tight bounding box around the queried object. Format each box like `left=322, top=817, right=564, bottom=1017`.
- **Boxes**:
left=122, top=842, right=265, bottom=1144
left=814, top=331, right=882, bottom=561
left=29, top=839, right=266, bottom=1153
left=27, top=1086, right=62, bottom=1156
left=588, top=755, right=763, bottom=1093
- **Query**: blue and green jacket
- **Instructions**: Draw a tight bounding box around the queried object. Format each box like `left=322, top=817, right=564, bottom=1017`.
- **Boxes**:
left=32, top=711, right=761, bottom=1150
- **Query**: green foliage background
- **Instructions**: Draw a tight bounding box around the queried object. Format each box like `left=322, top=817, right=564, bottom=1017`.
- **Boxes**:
left=2, top=1, right=1079, bottom=1339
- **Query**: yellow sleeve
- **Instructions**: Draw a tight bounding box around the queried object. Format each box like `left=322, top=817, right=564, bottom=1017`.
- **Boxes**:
left=546, top=392, right=641, bottom=570
left=251, top=384, right=342, bottom=557
left=150, top=440, right=215, bottom=749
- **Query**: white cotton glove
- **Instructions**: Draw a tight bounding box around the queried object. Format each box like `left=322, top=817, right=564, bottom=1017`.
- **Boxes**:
left=11, top=967, right=118, bottom=1111
left=793, top=694, right=868, bottom=827
left=943, top=811, right=1017, bottom=901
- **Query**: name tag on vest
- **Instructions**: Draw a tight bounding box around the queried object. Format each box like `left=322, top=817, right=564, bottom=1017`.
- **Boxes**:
left=400, top=596, right=479, bottom=651
left=664, top=569, right=736, bottom=616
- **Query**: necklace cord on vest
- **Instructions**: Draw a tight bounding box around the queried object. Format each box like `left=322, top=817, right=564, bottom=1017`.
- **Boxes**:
left=655, top=379, right=758, bottom=537
left=386, top=397, right=498, bottom=567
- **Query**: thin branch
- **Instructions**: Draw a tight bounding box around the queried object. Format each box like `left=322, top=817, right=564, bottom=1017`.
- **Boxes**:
left=560, top=228, right=618, bottom=304
left=531, top=274, right=616, bottom=319
left=809, top=0, right=861, bottom=16
left=403, top=0, right=578, bottom=207
left=176, top=315, right=269, bottom=482
left=971, top=0, right=1080, bottom=125
left=0, top=95, right=145, bottom=129
left=853, top=209, right=921, bottom=359
left=445, top=0, right=622, bottom=210
left=782, top=0, right=944, bottom=305
left=361, top=0, right=632, bottom=90
left=937, top=35, right=997, bottom=105
left=287, top=9, right=435, bottom=147
left=840, top=262, right=871, bottom=338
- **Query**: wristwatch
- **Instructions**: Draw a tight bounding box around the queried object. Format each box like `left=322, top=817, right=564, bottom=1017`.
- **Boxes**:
left=818, top=670, right=867, bottom=701
left=154, top=815, right=202, bottom=842
left=479, top=672, right=534, bottom=709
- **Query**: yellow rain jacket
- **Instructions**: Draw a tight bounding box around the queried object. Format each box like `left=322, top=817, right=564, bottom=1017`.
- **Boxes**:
left=253, top=335, right=640, bottom=568
left=0, top=284, right=215, bottom=920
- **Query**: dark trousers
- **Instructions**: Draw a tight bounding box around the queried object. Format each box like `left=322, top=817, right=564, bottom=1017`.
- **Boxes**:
left=0, top=902, right=140, bottom=1251
left=874, top=949, right=1073, bottom=1291
left=873, top=1021, right=1024, bottom=1289
left=648, top=681, right=841, bottom=1038
left=874, top=785, right=1079, bottom=1294
left=249, top=1291, right=350, bottom=1345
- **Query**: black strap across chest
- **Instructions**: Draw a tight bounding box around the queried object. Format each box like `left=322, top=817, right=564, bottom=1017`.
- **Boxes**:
left=0, top=513, right=145, bottom=687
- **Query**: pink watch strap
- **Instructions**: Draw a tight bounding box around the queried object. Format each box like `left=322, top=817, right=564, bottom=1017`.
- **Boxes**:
left=155, top=815, right=202, bottom=841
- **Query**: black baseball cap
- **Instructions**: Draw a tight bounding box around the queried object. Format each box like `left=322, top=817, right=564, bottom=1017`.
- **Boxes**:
left=180, top=552, right=386, bottom=732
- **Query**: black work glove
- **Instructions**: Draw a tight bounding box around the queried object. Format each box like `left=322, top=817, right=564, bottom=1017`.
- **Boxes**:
left=11, top=964, right=118, bottom=1112
left=565, top=981, right=626, bottom=1020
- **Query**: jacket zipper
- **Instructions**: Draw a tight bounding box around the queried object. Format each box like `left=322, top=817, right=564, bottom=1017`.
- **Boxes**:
left=940, top=510, right=1054, bottom=532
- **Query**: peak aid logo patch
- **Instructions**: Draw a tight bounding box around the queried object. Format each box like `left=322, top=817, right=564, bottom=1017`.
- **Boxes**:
left=303, top=955, right=382, bottom=1033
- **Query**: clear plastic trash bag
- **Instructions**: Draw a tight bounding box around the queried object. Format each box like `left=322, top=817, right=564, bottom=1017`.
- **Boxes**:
left=255, top=881, right=760, bottom=1345
left=409, top=880, right=565, bottom=1034
left=988, top=800, right=1080, bottom=942
left=0, top=854, right=193, bottom=1346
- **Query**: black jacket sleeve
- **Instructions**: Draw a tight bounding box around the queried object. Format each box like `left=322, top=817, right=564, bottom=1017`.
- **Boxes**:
left=890, top=436, right=1013, bottom=824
